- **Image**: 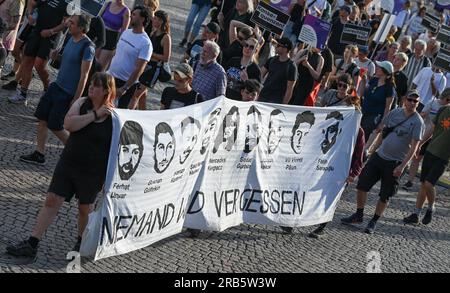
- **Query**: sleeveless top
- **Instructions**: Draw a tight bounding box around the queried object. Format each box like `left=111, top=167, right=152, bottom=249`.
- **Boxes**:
left=149, top=32, right=166, bottom=66
left=102, top=2, right=127, bottom=31
left=60, top=99, right=113, bottom=173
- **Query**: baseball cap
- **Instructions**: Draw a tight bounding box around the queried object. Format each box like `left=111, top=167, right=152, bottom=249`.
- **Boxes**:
left=407, top=89, right=420, bottom=99
left=375, top=60, right=394, bottom=75
left=358, top=45, right=369, bottom=54
left=275, top=37, right=293, bottom=51
left=173, top=63, right=193, bottom=79
left=205, top=22, right=220, bottom=34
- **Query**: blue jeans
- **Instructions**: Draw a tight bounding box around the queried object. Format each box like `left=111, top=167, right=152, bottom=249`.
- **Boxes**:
left=184, top=3, right=211, bottom=39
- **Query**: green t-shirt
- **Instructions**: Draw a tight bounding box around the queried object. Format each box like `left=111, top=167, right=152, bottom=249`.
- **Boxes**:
left=427, top=106, right=450, bottom=161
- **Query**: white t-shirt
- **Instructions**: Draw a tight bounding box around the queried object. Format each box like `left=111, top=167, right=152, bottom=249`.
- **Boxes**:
left=412, top=67, right=447, bottom=105
left=406, top=15, right=425, bottom=37
left=422, top=98, right=444, bottom=131
left=108, top=29, right=152, bottom=82
left=306, top=0, right=327, bottom=17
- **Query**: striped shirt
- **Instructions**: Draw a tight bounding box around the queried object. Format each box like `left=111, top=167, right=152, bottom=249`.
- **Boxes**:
left=192, top=61, right=227, bottom=101
left=404, top=55, right=430, bottom=88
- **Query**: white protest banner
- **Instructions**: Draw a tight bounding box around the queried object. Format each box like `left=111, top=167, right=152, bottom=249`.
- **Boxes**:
left=81, top=97, right=360, bottom=260
left=66, top=0, right=107, bottom=17
left=251, top=1, right=290, bottom=36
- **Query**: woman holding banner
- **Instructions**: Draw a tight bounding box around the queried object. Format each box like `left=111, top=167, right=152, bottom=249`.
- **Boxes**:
left=5, top=73, right=116, bottom=258
left=310, top=73, right=365, bottom=238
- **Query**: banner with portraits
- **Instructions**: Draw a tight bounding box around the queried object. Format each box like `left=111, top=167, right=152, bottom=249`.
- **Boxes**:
left=81, top=97, right=360, bottom=260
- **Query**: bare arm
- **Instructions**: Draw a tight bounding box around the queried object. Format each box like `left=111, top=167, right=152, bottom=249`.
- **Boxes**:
left=64, top=98, right=96, bottom=132
left=117, top=59, right=148, bottom=97
left=303, top=56, right=324, bottom=81
left=121, top=9, right=131, bottom=33
left=282, top=80, right=296, bottom=104
left=72, top=59, right=93, bottom=102
left=393, top=139, right=421, bottom=177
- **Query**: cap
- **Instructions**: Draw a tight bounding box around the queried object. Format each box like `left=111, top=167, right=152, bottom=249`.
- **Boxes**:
left=275, top=37, right=293, bottom=51
left=358, top=45, right=369, bottom=54
left=375, top=60, right=394, bottom=75
left=340, top=5, right=351, bottom=14
left=205, top=22, right=220, bottom=34
left=407, top=89, right=420, bottom=99
left=173, top=63, right=193, bottom=79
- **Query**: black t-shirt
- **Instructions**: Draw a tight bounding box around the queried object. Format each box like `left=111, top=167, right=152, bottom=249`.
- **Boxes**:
left=87, top=16, right=106, bottom=49
left=394, top=70, right=408, bottom=100
left=259, top=56, right=297, bottom=104
left=328, top=18, right=346, bottom=56
left=221, top=40, right=243, bottom=66
left=161, top=87, right=203, bottom=109
left=35, top=0, right=68, bottom=32
left=224, top=57, right=261, bottom=100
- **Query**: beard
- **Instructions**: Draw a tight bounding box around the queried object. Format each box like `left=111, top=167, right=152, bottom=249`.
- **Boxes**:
left=118, top=162, right=137, bottom=181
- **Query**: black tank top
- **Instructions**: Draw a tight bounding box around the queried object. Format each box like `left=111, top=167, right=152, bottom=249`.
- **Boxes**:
left=60, top=99, right=113, bottom=173
left=151, top=32, right=166, bottom=55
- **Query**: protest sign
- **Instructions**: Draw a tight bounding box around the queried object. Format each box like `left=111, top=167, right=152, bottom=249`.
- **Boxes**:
left=436, top=24, right=450, bottom=45
left=251, top=1, right=290, bottom=36
left=66, top=0, right=106, bottom=17
left=261, top=0, right=291, bottom=13
left=434, top=48, right=450, bottom=72
left=298, top=15, right=331, bottom=50
left=340, top=23, right=371, bottom=46
left=422, top=12, right=441, bottom=34
left=372, top=13, right=396, bottom=44
left=80, top=97, right=360, bottom=260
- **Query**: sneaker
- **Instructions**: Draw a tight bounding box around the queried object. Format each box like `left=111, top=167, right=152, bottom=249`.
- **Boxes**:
left=8, top=89, right=27, bottom=105
left=364, top=220, right=377, bottom=234
left=422, top=210, right=433, bottom=225
left=280, top=226, right=293, bottom=234
left=2, top=79, right=18, bottom=90
left=403, top=213, right=419, bottom=225
left=341, top=213, right=363, bottom=225
left=6, top=240, right=38, bottom=258
left=402, top=181, right=413, bottom=191
left=20, top=151, right=45, bottom=165
left=186, top=228, right=201, bottom=238
left=308, top=227, right=325, bottom=239
left=179, top=38, right=187, bottom=47
left=1, top=71, right=15, bottom=81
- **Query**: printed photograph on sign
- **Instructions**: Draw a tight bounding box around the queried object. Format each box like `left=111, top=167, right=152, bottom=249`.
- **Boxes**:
left=244, top=106, right=262, bottom=153
left=153, top=122, right=176, bottom=173
left=200, top=108, right=222, bottom=155
left=213, top=106, right=240, bottom=153
left=291, top=111, right=315, bottom=154
left=267, top=109, right=285, bottom=155
left=118, top=121, right=144, bottom=181
left=321, top=111, right=343, bottom=155
left=179, top=117, right=201, bottom=164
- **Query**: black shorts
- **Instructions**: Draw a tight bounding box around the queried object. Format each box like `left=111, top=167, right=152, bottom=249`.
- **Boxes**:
left=356, top=152, right=402, bottom=202
left=102, top=29, right=120, bottom=51
left=23, top=31, right=57, bottom=60
left=17, top=21, right=34, bottom=44
left=138, top=62, right=159, bottom=88
left=48, top=160, right=104, bottom=204
left=420, top=152, right=449, bottom=186
left=114, top=78, right=139, bottom=109
left=34, top=83, right=73, bottom=131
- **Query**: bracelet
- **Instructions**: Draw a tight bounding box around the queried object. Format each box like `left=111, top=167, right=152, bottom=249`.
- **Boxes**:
left=93, top=110, right=98, bottom=120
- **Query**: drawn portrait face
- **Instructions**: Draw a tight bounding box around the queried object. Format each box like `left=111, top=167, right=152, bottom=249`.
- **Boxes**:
left=201, top=108, right=221, bottom=155
left=321, top=111, right=344, bottom=154
left=218, top=106, right=240, bottom=152
left=267, top=110, right=284, bottom=154
left=180, top=117, right=200, bottom=164
left=153, top=122, right=176, bottom=173
left=291, top=111, right=315, bottom=155
left=118, top=121, right=144, bottom=181
left=244, top=106, right=262, bottom=153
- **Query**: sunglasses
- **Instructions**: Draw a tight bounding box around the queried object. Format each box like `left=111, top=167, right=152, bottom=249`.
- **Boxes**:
left=338, top=82, right=349, bottom=89
left=244, top=44, right=255, bottom=50
left=406, top=98, right=419, bottom=104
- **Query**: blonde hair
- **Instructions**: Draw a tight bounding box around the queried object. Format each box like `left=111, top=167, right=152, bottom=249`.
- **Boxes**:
left=143, top=0, right=159, bottom=11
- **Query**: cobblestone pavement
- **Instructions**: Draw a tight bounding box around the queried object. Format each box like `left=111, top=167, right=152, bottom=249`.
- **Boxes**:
left=0, top=0, right=449, bottom=273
